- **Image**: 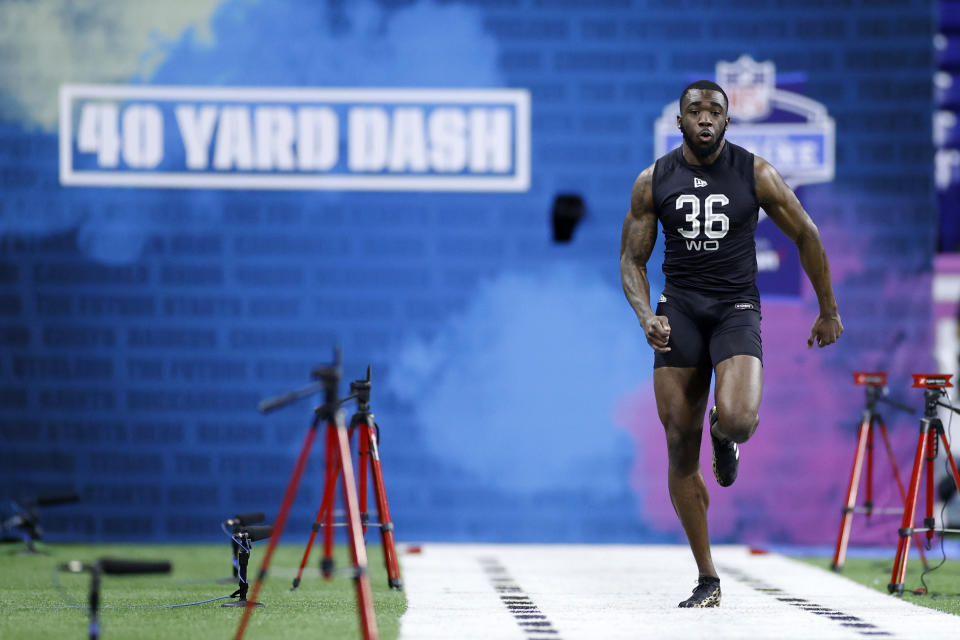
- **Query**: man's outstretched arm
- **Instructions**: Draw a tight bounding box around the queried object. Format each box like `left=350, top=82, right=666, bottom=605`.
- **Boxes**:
left=620, top=164, right=671, bottom=353
left=755, top=156, right=843, bottom=348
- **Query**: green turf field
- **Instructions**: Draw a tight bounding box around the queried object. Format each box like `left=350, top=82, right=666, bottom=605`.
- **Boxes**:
left=8, top=540, right=958, bottom=639
left=800, top=552, right=960, bottom=617
left=0, top=542, right=406, bottom=640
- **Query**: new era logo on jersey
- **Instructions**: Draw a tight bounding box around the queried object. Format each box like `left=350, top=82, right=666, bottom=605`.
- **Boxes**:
left=694, top=177, right=708, bottom=188
left=659, top=294, right=667, bottom=303
left=734, top=303, right=753, bottom=310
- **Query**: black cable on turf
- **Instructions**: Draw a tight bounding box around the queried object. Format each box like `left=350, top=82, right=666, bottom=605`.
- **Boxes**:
left=122, top=594, right=235, bottom=609
left=918, top=501, right=948, bottom=595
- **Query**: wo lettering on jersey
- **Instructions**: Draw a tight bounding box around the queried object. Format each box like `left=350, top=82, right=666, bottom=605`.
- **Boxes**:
left=676, top=193, right=729, bottom=251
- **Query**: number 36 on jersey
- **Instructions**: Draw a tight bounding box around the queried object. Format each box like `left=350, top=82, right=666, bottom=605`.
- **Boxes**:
left=676, top=193, right=729, bottom=251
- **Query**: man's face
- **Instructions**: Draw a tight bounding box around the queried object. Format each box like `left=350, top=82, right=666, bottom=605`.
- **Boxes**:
left=677, top=89, right=730, bottom=159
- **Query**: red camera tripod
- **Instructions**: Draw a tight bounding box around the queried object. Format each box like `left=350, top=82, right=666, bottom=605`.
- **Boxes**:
left=234, top=351, right=378, bottom=640
left=832, top=372, right=928, bottom=571
left=888, top=374, right=960, bottom=594
left=291, top=366, right=402, bottom=592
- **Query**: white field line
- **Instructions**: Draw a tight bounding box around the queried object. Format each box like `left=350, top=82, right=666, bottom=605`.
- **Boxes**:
left=398, top=544, right=959, bottom=640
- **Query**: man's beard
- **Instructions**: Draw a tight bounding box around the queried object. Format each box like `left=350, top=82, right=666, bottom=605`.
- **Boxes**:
left=681, top=123, right=726, bottom=160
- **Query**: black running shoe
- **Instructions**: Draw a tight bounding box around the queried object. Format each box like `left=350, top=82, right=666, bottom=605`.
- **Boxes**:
left=678, top=576, right=721, bottom=608
left=710, top=406, right=739, bottom=487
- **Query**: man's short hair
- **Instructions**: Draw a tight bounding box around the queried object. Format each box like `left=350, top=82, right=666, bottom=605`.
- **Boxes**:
left=680, top=80, right=729, bottom=111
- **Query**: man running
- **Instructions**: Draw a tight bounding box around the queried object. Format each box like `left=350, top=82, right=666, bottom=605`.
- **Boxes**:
left=619, top=80, right=843, bottom=607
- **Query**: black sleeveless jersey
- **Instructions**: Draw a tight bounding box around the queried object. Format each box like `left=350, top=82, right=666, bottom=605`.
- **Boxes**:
left=651, top=142, right=759, bottom=295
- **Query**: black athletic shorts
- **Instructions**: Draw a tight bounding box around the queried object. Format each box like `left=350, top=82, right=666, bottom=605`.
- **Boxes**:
left=653, top=284, right=762, bottom=369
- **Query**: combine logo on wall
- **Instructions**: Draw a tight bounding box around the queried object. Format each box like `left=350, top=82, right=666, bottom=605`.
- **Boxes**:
left=59, top=85, right=530, bottom=192
left=654, top=55, right=836, bottom=295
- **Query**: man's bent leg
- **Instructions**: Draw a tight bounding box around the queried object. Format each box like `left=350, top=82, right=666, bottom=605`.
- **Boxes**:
left=654, top=365, right=714, bottom=578
left=713, top=355, right=762, bottom=444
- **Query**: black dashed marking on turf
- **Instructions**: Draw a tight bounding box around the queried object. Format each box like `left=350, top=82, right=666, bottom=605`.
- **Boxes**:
left=719, top=565, right=896, bottom=638
left=479, top=557, right=563, bottom=639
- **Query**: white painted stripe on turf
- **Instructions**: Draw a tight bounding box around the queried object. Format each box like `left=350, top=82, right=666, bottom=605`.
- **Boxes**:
left=479, top=555, right=563, bottom=637
left=398, top=545, right=959, bottom=640
left=399, top=546, right=527, bottom=639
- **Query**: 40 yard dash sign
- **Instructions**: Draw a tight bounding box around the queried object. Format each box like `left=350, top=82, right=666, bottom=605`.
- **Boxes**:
left=59, top=85, right=531, bottom=192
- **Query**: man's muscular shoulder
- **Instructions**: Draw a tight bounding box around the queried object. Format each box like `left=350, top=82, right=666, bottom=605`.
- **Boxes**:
left=752, top=155, right=786, bottom=207
left=630, top=162, right=656, bottom=216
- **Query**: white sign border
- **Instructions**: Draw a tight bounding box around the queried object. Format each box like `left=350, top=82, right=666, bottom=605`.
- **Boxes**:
left=59, top=85, right=531, bottom=193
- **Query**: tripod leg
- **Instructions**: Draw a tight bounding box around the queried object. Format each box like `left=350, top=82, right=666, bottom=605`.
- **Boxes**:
left=292, top=436, right=338, bottom=589
left=293, top=510, right=322, bottom=590
left=878, top=421, right=928, bottom=569
left=866, top=421, right=875, bottom=518
left=322, top=422, right=340, bottom=580
left=237, top=547, right=249, bottom=601
left=358, top=420, right=370, bottom=536
left=936, top=429, right=960, bottom=548
left=940, top=430, right=960, bottom=498
left=926, top=430, right=937, bottom=544
left=223, top=543, right=263, bottom=607
left=335, top=412, right=379, bottom=640
left=89, top=569, right=101, bottom=640
left=234, top=418, right=320, bottom=640
left=366, top=416, right=402, bottom=589
left=889, top=424, right=929, bottom=594
left=831, top=417, right=870, bottom=571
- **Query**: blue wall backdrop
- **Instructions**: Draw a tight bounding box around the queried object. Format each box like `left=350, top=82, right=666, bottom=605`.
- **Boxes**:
left=0, top=0, right=938, bottom=546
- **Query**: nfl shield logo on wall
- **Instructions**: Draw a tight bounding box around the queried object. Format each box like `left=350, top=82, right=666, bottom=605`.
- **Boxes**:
left=716, top=55, right=776, bottom=122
